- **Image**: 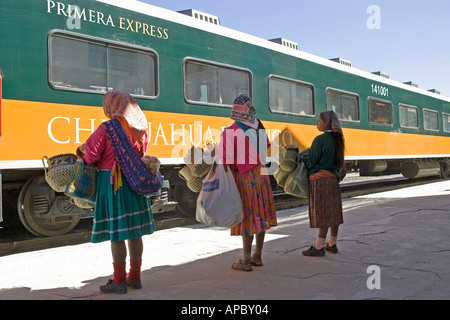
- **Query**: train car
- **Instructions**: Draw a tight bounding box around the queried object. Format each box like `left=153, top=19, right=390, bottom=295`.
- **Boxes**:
left=1, top=0, right=450, bottom=236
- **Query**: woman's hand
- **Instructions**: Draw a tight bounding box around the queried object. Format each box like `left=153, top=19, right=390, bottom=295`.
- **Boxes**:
left=76, top=144, right=85, bottom=158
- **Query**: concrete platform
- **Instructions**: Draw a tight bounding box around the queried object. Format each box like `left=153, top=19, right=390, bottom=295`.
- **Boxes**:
left=1, top=181, right=450, bottom=302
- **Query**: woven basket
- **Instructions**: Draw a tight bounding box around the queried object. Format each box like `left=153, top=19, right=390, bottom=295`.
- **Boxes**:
left=184, top=147, right=204, bottom=170
left=179, top=165, right=194, bottom=182
left=187, top=176, right=204, bottom=193
left=277, top=145, right=298, bottom=172
left=274, top=167, right=291, bottom=187
left=192, top=161, right=212, bottom=178
left=285, top=144, right=300, bottom=153
left=279, top=158, right=298, bottom=172
left=278, top=152, right=298, bottom=172
left=70, top=197, right=95, bottom=209
left=42, top=154, right=77, bottom=192
left=283, top=146, right=299, bottom=162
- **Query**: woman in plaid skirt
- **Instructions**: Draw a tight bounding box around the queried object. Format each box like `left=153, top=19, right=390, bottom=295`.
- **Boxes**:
left=300, top=111, right=345, bottom=257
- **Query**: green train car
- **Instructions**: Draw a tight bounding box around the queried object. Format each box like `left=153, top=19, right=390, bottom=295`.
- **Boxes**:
left=1, top=0, right=450, bottom=236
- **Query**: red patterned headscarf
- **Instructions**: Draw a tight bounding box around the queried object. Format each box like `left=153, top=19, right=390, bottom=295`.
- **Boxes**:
left=230, top=93, right=258, bottom=129
left=103, top=91, right=148, bottom=139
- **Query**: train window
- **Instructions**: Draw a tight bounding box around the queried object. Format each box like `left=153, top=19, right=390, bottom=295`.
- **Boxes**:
left=326, top=89, right=360, bottom=121
left=443, top=113, right=450, bottom=133
left=48, top=31, right=158, bottom=98
left=368, top=97, right=393, bottom=125
left=108, top=46, right=156, bottom=97
left=269, top=76, right=314, bottom=116
left=423, top=109, right=439, bottom=131
left=399, top=104, right=419, bottom=129
left=184, top=59, right=251, bottom=107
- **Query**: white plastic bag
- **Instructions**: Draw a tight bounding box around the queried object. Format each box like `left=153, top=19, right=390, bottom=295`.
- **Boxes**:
left=196, top=164, right=243, bottom=227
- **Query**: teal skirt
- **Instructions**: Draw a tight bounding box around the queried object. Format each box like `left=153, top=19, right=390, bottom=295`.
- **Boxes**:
left=91, top=170, right=156, bottom=243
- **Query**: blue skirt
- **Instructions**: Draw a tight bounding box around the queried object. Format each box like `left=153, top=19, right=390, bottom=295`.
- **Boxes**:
left=91, top=170, right=156, bottom=243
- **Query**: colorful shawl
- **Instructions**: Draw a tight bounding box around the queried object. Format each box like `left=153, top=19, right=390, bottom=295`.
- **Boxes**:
left=103, top=118, right=163, bottom=197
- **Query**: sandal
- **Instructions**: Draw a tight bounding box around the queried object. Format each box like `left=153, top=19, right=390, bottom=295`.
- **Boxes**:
left=250, top=254, right=263, bottom=267
left=231, top=259, right=253, bottom=272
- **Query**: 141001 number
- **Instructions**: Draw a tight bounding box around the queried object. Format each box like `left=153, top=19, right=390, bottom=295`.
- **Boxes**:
left=371, top=84, right=389, bottom=97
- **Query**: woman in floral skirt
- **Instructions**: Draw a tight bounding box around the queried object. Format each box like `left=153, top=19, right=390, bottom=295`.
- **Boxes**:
left=218, top=94, right=277, bottom=272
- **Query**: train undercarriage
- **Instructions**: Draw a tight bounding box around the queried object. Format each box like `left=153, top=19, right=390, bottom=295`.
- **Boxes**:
left=0, top=167, right=179, bottom=237
left=349, top=158, right=450, bottom=179
left=1, top=158, right=449, bottom=237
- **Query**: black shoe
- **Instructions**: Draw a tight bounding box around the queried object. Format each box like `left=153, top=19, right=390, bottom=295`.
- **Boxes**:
left=126, top=277, right=142, bottom=289
left=325, top=243, right=338, bottom=254
left=99, top=279, right=127, bottom=294
left=302, top=246, right=325, bottom=257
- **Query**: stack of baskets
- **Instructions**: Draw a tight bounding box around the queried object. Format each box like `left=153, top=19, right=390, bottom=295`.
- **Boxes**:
left=274, top=145, right=300, bottom=187
left=179, top=145, right=216, bottom=193
left=274, top=145, right=311, bottom=198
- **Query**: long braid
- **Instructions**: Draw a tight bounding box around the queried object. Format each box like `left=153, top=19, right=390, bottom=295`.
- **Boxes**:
left=333, top=132, right=345, bottom=170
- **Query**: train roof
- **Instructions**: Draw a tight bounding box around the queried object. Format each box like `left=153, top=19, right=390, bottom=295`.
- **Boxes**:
left=97, top=0, right=450, bottom=103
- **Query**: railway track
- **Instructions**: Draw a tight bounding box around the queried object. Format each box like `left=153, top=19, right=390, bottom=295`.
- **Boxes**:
left=274, top=174, right=441, bottom=210
left=0, top=175, right=442, bottom=257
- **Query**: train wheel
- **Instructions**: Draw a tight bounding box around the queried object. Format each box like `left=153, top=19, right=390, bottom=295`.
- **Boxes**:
left=17, top=175, right=81, bottom=237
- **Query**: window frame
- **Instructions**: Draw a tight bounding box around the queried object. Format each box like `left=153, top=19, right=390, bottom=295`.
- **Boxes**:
left=398, top=103, right=419, bottom=129
left=325, top=87, right=360, bottom=122
left=183, top=57, right=253, bottom=108
left=48, top=29, right=159, bottom=99
left=367, top=97, right=394, bottom=126
left=268, top=75, right=315, bottom=117
left=423, top=108, right=440, bottom=132
left=442, top=113, right=450, bottom=133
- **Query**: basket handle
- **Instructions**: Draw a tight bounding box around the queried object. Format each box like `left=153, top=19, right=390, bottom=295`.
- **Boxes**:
left=42, top=156, right=49, bottom=175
